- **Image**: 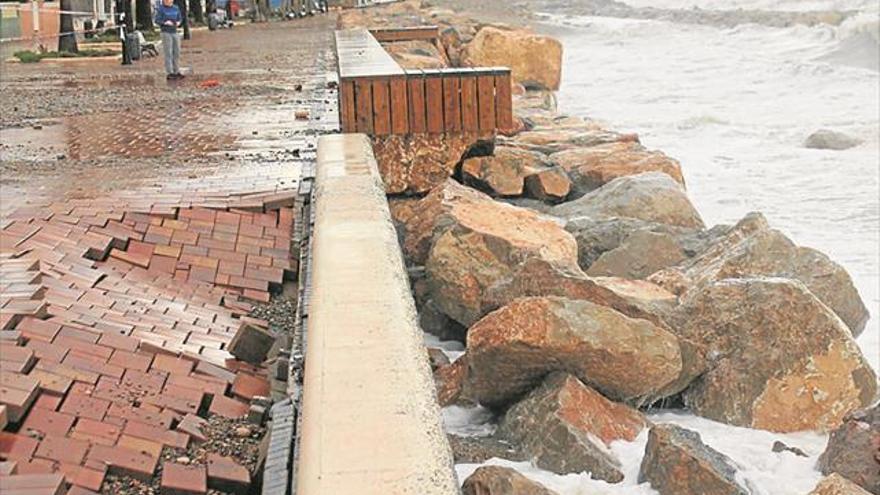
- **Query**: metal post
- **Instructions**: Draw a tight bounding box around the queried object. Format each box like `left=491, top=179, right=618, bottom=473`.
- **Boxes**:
left=120, top=11, right=131, bottom=64
left=31, top=0, right=40, bottom=49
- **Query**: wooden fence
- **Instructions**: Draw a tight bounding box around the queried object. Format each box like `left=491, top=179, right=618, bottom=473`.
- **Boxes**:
left=335, top=28, right=513, bottom=136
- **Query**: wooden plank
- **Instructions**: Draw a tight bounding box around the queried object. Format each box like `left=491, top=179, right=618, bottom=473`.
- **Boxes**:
left=424, top=71, right=445, bottom=134
left=477, top=73, right=497, bottom=132
left=442, top=72, right=462, bottom=133
left=354, top=78, right=374, bottom=134
left=372, top=78, right=392, bottom=136
left=494, top=71, right=513, bottom=131
left=407, top=71, right=427, bottom=134
left=339, top=79, right=357, bottom=133
left=460, top=72, right=479, bottom=133
left=389, top=76, right=409, bottom=135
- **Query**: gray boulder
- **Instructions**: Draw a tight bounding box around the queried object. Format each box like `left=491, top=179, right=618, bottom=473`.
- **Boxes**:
left=805, top=130, right=863, bottom=151
left=552, top=172, right=705, bottom=229
left=639, top=424, right=750, bottom=495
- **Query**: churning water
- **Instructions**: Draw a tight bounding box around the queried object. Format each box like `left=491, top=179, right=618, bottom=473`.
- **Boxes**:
left=449, top=2, right=879, bottom=493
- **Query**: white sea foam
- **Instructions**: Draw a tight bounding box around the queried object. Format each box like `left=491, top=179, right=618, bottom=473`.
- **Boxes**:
left=449, top=2, right=878, bottom=493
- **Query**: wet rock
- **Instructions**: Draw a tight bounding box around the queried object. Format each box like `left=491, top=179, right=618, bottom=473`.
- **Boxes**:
left=467, top=297, right=682, bottom=407
left=459, top=147, right=549, bottom=197
left=651, top=212, right=869, bottom=336
left=514, top=90, right=559, bottom=115
left=419, top=299, right=467, bottom=342
left=587, top=230, right=686, bottom=279
left=496, top=373, right=637, bottom=481
left=503, top=128, right=634, bottom=155
left=435, top=356, right=473, bottom=407
left=551, top=144, right=685, bottom=197
left=818, top=405, right=880, bottom=493
left=810, top=473, right=873, bottom=495
left=668, top=278, right=877, bottom=432
left=553, top=172, right=705, bottom=229
left=804, top=130, right=863, bottom=151
left=383, top=40, right=448, bottom=69
left=426, top=347, right=451, bottom=372
left=461, top=466, right=559, bottom=495
left=771, top=440, right=808, bottom=458
left=524, top=167, right=571, bottom=203
left=371, top=133, right=484, bottom=195
left=639, top=424, right=750, bottom=495
left=461, top=26, right=563, bottom=90
left=448, top=435, right=526, bottom=464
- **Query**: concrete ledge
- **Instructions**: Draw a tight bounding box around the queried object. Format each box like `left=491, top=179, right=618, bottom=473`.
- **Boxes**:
left=296, top=134, right=458, bottom=495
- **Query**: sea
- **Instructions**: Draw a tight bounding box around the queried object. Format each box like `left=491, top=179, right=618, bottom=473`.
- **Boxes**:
left=446, top=1, right=880, bottom=492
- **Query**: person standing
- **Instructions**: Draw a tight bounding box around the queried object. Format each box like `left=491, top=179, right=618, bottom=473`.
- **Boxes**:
left=155, top=0, right=183, bottom=80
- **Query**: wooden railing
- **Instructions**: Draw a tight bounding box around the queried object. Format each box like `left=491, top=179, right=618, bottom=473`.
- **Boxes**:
left=335, top=28, right=513, bottom=136
left=369, top=25, right=440, bottom=43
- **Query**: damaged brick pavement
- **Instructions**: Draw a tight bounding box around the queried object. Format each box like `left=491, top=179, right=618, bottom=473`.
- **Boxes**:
left=0, top=15, right=338, bottom=495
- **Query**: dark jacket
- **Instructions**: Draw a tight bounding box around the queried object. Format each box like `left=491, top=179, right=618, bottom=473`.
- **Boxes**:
left=155, top=3, right=181, bottom=34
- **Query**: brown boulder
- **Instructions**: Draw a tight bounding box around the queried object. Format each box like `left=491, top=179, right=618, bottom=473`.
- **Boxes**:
left=810, top=474, right=873, bottom=495
left=669, top=278, right=877, bottom=432
left=371, top=134, right=486, bottom=195
left=467, top=297, right=682, bottom=407
left=587, top=230, right=686, bottom=279
left=460, top=147, right=549, bottom=197
left=448, top=435, right=526, bottom=464
left=461, top=27, right=563, bottom=90
left=818, top=405, right=880, bottom=494
left=434, top=356, right=472, bottom=407
left=651, top=212, right=869, bottom=337
left=497, top=373, right=641, bottom=481
left=638, top=424, right=750, bottom=495
left=551, top=145, right=686, bottom=196
left=552, top=172, right=705, bottom=229
left=382, top=40, right=448, bottom=69
left=462, top=466, right=559, bottom=495
left=524, top=167, right=571, bottom=203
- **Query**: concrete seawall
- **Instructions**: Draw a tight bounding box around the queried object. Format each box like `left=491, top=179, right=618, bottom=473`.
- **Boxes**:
left=296, top=134, right=459, bottom=494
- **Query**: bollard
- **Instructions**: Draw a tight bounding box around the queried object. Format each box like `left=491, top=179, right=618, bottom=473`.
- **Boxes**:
left=120, top=13, right=131, bottom=65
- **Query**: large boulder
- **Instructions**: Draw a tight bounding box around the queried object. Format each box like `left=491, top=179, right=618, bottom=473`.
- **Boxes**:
left=818, top=405, right=880, bottom=494
left=552, top=172, right=705, bottom=229
left=448, top=435, right=525, bottom=464
left=804, top=130, right=863, bottom=151
left=434, top=355, right=473, bottom=407
left=810, top=474, right=873, bottom=495
left=550, top=145, right=686, bottom=196
left=638, top=424, right=750, bottom=495
left=461, top=466, right=559, bottom=495
left=586, top=230, right=686, bottom=279
left=460, top=147, right=549, bottom=197
left=652, top=212, right=869, bottom=336
left=668, top=278, right=877, bottom=432
left=407, top=182, right=679, bottom=329
left=502, top=129, right=635, bottom=155
left=564, top=216, right=727, bottom=270
left=497, top=373, right=645, bottom=481
left=371, top=134, right=485, bottom=195
left=461, top=26, right=563, bottom=90
left=467, top=297, right=682, bottom=407
left=524, top=167, right=572, bottom=203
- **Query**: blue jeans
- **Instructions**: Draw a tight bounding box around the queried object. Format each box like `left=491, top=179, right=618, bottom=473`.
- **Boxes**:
left=161, top=31, right=180, bottom=75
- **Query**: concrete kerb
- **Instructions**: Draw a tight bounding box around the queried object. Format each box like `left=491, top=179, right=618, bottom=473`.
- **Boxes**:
left=295, top=133, right=459, bottom=494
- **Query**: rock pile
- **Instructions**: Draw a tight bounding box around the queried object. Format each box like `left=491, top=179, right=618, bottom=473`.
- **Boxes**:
left=345, top=0, right=877, bottom=491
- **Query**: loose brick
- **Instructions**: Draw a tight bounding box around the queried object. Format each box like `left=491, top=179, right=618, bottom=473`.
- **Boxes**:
left=86, top=444, right=157, bottom=481
left=34, top=435, right=89, bottom=465
left=16, top=317, right=61, bottom=343
left=108, top=350, right=152, bottom=373
left=151, top=355, right=193, bottom=376
left=59, top=393, right=109, bottom=421
left=0, top=432, right=39, bottom=460
left=206, top=453, right=250, bottom=494
left=161, top=462, right=207, bottom=495
left=96, top=332, right=139, bottom=353
left=123, top=421, right=188, bottom=450
left=14, top=458, right=56, bottom=475
left=208, top=395, right=248, bottom=419
left=58, top=463, right=105, bottom=492
left=32, top=393, right=63, bottom=412
left=70, top=418, right=121, bottom=446
left=231, top=373, right=270, bottom=401
left=117, top=435, right=163, bottom=459
left=0, top=473, right=65, bottom=493
left=20, top=408, right=75, bottom=437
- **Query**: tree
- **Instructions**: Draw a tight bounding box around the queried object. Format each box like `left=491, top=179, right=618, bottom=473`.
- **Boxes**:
left=174, top=0, right=191, bottom=39
left=58, top=0, right=79, bottom=53
left=189, top=0, right=204, bottom=25
left=136, top=0, right=154, bottom=30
